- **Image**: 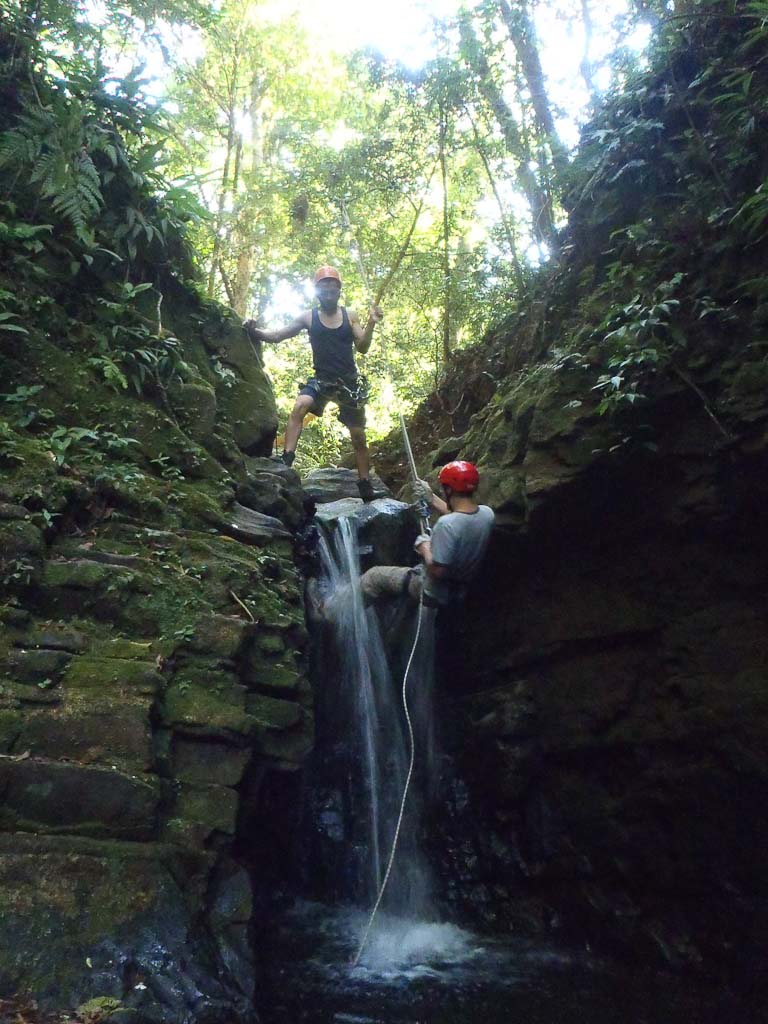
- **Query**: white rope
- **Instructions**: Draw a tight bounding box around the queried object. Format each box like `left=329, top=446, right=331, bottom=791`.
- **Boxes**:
left=351, top=587, right=425, bottom=967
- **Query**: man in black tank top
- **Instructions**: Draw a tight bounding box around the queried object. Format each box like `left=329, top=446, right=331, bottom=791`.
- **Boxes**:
left=244, top=266, right=383, bottom=500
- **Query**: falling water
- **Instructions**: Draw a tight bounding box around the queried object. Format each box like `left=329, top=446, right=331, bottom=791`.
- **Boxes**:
left=315, top=513, right=437, bottom=926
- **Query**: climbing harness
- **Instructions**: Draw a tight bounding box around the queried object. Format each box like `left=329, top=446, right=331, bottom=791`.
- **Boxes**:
left=305, top=374, right=371, bottom=409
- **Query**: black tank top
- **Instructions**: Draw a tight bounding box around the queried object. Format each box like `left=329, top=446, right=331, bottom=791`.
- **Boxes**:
left=309, top=307, right=358, bottom=381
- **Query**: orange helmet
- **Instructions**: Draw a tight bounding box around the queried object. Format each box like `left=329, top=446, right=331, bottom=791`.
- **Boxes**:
left=314, top=265, right=341, bottom=285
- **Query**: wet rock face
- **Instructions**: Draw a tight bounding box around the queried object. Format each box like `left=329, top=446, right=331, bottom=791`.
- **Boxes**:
left=0, top=302, right=308, bottom=1019
left=413, top=379, right=768, bottom=978
left=0, top=469, right=310, bottom=1018
left=315, top=494, right=418, bottom=569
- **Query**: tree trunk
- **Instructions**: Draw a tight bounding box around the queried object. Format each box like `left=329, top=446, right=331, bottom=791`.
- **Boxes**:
left=231, top=72, right=266, bottom=318
left=580, top=0, right=597, bottom=100
left=459, top=15, right=557, bottom=252
left=495, top=0, right=569, bottom=189
left=206, top=111, right=236, bottom=299
left=439, top=111, right=452, bottom=365
left=466, top=108, right=525, bottom=291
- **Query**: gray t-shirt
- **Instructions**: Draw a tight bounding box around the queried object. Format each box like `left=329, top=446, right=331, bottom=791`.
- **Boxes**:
left=423, top=504, right=495, bottom=606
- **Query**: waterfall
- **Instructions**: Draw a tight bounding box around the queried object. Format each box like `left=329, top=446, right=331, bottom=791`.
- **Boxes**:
left=314, top=513, right=437, bottom=926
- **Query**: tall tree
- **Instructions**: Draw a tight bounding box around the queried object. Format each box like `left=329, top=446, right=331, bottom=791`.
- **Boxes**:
left=493, top=0, right=570, bottom=187
left=458, top=12, right=558, bottom=251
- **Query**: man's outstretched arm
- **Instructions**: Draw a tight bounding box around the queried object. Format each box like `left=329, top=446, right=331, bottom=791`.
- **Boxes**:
left=244, top=311, right=310, bottom=344
left=349, top=305, right=383, bottom=354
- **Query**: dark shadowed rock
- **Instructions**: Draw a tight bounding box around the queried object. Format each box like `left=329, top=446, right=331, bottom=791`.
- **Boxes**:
left=315, top=495, right=418, bottom=568
left=301, top=467, right=389, bottom=504
left=224, top=502, right=292, bottom=543
left=238, top=457, right=304, bottom=529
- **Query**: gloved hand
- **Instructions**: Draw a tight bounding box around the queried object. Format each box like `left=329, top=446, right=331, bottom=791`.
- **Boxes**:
left=413, top=533, right=430, bottom=553
left=412, top=478, right=433, bottom=503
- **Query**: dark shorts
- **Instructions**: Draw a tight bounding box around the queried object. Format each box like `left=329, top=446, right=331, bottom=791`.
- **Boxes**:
left=298, top=378, right=366, bottom=430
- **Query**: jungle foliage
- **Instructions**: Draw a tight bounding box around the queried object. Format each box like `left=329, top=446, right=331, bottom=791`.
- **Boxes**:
left=1, top=0, right=767, bottom=475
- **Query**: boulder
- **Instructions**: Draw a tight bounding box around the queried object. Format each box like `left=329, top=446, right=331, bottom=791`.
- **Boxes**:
left=224, top=502, right=292, bottom=544
left=301, top=467, right=389, bottom=504
left=238, top=457, right=304, bottom=529
left=315, top=495, right=418, bottom=568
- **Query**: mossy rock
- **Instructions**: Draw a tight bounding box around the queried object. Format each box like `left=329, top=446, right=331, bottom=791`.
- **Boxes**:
left=5, top=647, right=72, bottom=684
left=253, top=631, right=285, bottom=655
left=63, top=657, right=163, bottom=700
left=0, top=519, right=44, bottom=565
left=170, top=735, right=252, bottom=786
left=162, top=673, right=253, bottom=740
left=45, top=560, right=141, bottom=592
left=188, top=614, right=253, bottom=659
left=18, top=626, right=90, bottom=652
left=253, top=707, right=313, bottom=764
left=162, top=782, right=239, bottom=846
left=0, top=832, right=223, bottom=1012
left=19, top=703, right=154, bottom=771
left=167, top=379, right=218, bottom=447
left=90, top=638, right=155, bottom=660
left=242, top=657, right=303, bottom=694
left=0, top=758, right=160, bottom=839
left=245, top=693, right=302, bottom=731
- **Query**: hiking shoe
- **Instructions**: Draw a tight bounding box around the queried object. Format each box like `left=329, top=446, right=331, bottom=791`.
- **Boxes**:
left=357, top=478, right=375, bottom=502
left=281, top=450, right=296, bottom=467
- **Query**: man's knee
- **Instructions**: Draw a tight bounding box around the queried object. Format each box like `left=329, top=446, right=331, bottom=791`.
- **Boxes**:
left=291, top=397, right=314, bottom=420
left=348, top=427, right=368, bottom=451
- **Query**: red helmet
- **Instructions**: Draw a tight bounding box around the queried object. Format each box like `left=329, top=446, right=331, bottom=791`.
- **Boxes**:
left=438, top=460, right=479, bottom=493
left=314, top=265, right=341, bottom=285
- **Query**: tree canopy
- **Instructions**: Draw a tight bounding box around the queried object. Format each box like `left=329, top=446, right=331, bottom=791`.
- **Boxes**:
left=4, top=0, right=755, bottom=466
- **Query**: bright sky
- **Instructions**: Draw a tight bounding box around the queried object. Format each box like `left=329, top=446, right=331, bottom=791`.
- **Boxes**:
left=293, top=0, right=458, bottom=69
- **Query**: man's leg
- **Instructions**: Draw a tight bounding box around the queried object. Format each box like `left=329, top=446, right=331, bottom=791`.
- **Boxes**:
left=348, top=426, right=370, bottom=479
left=348, top=426, right=374, bottom=500
left=283, top=393, right=317, bottom=465
left=360, top=565, right=421, bottom=605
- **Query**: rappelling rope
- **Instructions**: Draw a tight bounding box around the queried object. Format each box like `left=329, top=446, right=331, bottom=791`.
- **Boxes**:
left=351, top=585, right=425, bottom=967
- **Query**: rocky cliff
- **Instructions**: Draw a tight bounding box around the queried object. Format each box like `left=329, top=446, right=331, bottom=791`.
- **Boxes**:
left=0, top=289, right=317, bottom=1020
left=373, top=7, right=768, bottom=987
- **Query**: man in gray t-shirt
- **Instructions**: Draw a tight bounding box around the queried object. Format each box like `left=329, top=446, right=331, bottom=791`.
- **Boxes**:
left=359, top=461, right=494, bottom=608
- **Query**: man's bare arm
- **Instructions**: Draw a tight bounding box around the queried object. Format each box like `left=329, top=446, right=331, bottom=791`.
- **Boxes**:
left=349, top=305, right=383, bottom=354
left=414, top=537, right=449, bottom=579
left=244, top=310, right=310, bottom=344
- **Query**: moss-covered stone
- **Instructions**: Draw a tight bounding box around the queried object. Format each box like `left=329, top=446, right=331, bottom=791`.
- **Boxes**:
left=168, top=379, right=218, bottom=447
left=242, top=657, right=303, bottom=694
left=0, top=758, right=160, bottom=839
left=90, top=638, right=155, bottom=660
left=170, top=735, right=251, bottom=786
left=188, top=614, right=253, bottom=659
left=63, top=657, right=163, bottom=699
left=0, top=832, right=217, bottom=1010
left=253, top=707, right=313, bottom=764
left=163, top=782, right=239, bottom=846
left=5, top=647, right=72, bottom=683
left=45, top=560, right=140, bottom=591
left=162, top=669, right=253, bottom=739
left=245, top=693, right=302, bottom=730
left=253, top=631, right=285, bottom=655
